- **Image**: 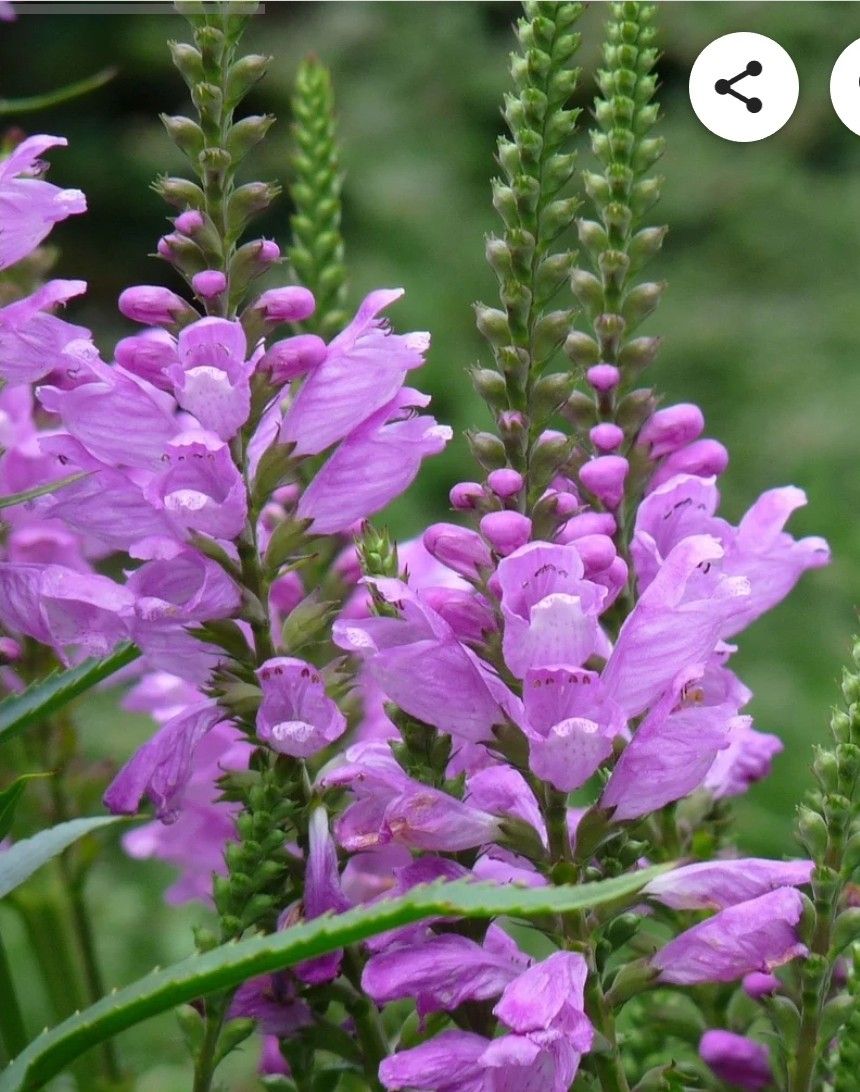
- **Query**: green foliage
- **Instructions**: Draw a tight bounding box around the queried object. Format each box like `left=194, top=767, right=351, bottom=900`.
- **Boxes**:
left=0, top=816, right=124, bottom=900
left=571, top=0, right=664, bottom=385
left=780, top=639, right=860, bottom=1090
left=0, top=774, right=50, bottom=841
left=0, top=65, right=116, bottom=116
left=474, top=0, right=584, bottom=497
left=0, top=642, right=140, bottom=746
left=288, top=57, right=348, bottom=340
left=0, top=472, right=87, bottom=510
left=0, top=865, right=670, bottom=1091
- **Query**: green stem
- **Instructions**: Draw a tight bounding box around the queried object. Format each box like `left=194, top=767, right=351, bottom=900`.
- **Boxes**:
left=0, top=928, right=27, bottom=1059
left=192, top=997, right=229, bottom=1092
left=341, top=948, right=387, bottom=1091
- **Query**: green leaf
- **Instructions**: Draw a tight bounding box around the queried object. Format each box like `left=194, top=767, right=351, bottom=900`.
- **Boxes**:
left=0, top=774, right=50, bottom=840
left=0, top=473, right=88, bottom=511
left=0, top=865, right=670, bottom=1089
left=0, top=67, right=117, bottom=116
left=0, top=642, right=140, bottom=746
left=0, top=816, right=124, bottom=900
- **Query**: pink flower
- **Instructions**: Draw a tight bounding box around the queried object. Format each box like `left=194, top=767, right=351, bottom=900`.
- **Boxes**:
left=255, top=657, right=347, bottom=758
left=0, top=135, right=86, bottom=269
left=0, top=280, right=92, bottom=385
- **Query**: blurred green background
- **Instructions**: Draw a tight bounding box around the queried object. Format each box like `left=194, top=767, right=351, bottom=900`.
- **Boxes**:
left=1, top=1, right=858, bottom=1086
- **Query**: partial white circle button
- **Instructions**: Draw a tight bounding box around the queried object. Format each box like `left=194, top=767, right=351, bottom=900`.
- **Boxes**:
left=689, top=32, right=799, bottom=142
left=831, top=39, right=860, bottom=135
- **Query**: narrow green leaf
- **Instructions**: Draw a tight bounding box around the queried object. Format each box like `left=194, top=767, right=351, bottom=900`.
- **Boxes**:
left=0, top=473, right=88, bottom=511
left=0, top=642, right=140, bottom=746
left=0, top=816, right=123, bottom=900
left=0, top=774, right=50, bottom=840
left=0, top=865, right=671, bottom=1089
left=0, top=67, right=117, bottom=116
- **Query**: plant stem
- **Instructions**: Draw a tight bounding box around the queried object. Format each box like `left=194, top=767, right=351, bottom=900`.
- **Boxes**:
left=192, top=997, right=229, bottom=1092
left=0, top=928, right=27, bottom=1059
left=341, top=948, right=387, bottom=1091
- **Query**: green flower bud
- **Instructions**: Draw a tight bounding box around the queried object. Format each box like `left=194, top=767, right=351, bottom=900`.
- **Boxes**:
left=843, top=669, right=860, bottom=705
left=474, top=303, right=512, bottom=347
left=582, top=170, right=611, bottom=204
left=154, top=175, right=206, bottom=210
left=169, top=40, right=204, bottom=85
left=191, top=81, right=223, bottom=125
left=533, top=309, right=572, bottom=359
left=161, top=114, right=205, bottom=161
left=226, top=114, right=275, bottom=164
left=616, top=388, right=658, bottom=430
left=563, top=330, right=600, bottom=367
left=831, top=907, right=860, bottom=955
left=194, top=24, right=225, bottom=68
left=226, top=53, right=271, bottom=107
left=629, top=225, right=667, bottom=269
left=619, top=335, right=661, bottom=370
left=814, top=747, right=840, bottom=792
left=214, top=1018, right=256, bottom=1066
left=281, top=595, right=335, bottom=654
left=605, top=958, right=656, bottom=1006
left=227, top=181, right=281, bottom=236
left=532, top=370, right=577, bottom=418
left=832, top=709, right=853, bottom=743
left=570, top=269, right=604, bottom=312
left=560, top=390, right=598, bottom=428
left=471, top=367, right=508, bottom=409
left=622, top=280, right=665, bottom=327
left=796, top=805, right=828, bottom=858
left=468, top=431, right=508, bottom=471
left=485, top=236, right=513, bottom=278
left=576, top=218, right=609, bottom=254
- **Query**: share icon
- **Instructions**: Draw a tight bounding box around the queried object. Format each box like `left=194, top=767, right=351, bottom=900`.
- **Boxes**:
left=715, top=60, right=763, bottom=113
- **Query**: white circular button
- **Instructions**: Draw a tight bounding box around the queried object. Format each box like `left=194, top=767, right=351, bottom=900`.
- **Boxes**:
left=689, top=32, right=799, bottom=143
left=831, top=39, right=860, bottom=135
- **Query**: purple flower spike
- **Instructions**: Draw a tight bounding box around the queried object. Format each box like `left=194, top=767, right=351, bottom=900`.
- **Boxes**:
left=147, top=430, right=247, bottom=541
left=496, top=542, right=606, bottom=678
left=256, top=657, right=347, bottom=758
left=644, top=857, right=813, bottom=911
left=282, top=289, right=427, bottom=457
left=261, top=333, right=327, bottom=384
left=379, top=1030, right=490, bottom=1092
left=118, top=284, right=193, bottom=326
left=653, top=887, right=808, bottom=985
left=0, top=135, right=86, bottom=270
left=103, top=700, right=224, bottom=821
left=191, top=269, right=227, bottom=298
left=170, top=316, right=252, bottom=440
left=254, top=285, right=316, bottom=323
left=699, top=1030, right=772, bottom=1091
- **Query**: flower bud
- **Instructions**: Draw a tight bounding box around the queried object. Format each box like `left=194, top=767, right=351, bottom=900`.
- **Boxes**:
left=487, top=468, right=523, bottom=499
left=118, top=285, right=195, bottom=326
left=480, top=511, right=532, bottom=556
left=570, top=268, right=603, bottom=312
left=227, top=181, right=281, bottom=235
left=649, top=439, right=729, bottom=489
left=169, top=40, right=204, bottom=84
left=261, top=334, right=327, bottom=383
left=485, top=235, right=512, bottom=277
left=616, top=387, right=658, bottom=429
left=468, top=430, right=507, bottom=471
left=699, top=1030, right=772, bottom=1092
left=423, top=523, right=493, bottom=579
left=590, top=422, right=624, bottom=452
left=560, top=511, right=617, bottom=541
left=160, top=114, right=204, bottom=159
left=541, top=489, right=579, bottom=520
left=573, top=533, right=616, bottom=576
left=226, top=114, right=275, bottom=163
left=254, top=286, right=315, bottom=324
left=226, top=53, right=271, bottom=106
left=638, top=403, right=705, bottom=459
left=622, top=280, right=666, bottom=326
left=174, top=209, right=204, bottom=235
left=449, top=481, right=484, bottom=511
left=743, top=972, right=781, bottom=999
left=579, top=455, right=628, bottom=509
left=154, top=175, right=205, bottom=209
left=586, top=363, right=620, bottom=392
left=796, top=805, right=828, bottom=858
left=563, top=330, right=600, bottom=367
left=532, top=370, right=577, bottom=418
left=619, top=335, right=661, bottom=370
left=474, top=303, right=511, bottom=347
left=471, top=367, right=507, bottom=409
left=191, top=269, right=227, bottom=299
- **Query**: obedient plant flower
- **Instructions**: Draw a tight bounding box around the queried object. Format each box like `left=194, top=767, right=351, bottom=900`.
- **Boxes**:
left=0, top=135, right=86, bottom=270
left=699, top=1030, right=773, bottom=1091
left=653, top=887, right=809, bottom=984
left=255, top=658, right=346, bottom=758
